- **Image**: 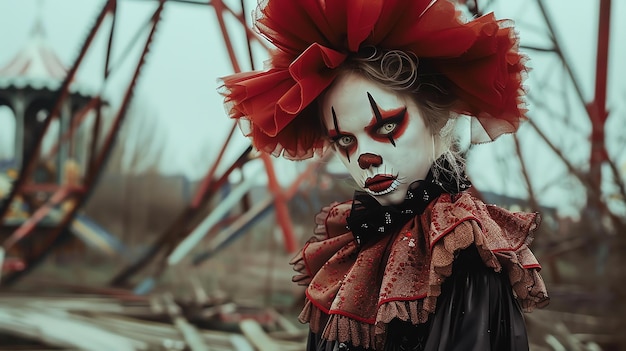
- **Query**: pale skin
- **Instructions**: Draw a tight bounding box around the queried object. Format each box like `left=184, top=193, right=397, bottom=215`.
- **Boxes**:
left=321, top=72, right=443, bottom=205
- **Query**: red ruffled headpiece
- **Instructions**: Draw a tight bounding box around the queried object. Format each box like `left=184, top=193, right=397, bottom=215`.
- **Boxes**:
left=220, top=0, right=528, bottom=160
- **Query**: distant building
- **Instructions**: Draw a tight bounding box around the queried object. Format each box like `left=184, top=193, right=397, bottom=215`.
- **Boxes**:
left=0, top=18, right=97, bottom=181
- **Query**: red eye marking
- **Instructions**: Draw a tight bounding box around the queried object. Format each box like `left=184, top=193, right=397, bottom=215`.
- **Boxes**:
left=365, top=93, right=407, bottom=146
left=365, top=107, right=408, bottom=143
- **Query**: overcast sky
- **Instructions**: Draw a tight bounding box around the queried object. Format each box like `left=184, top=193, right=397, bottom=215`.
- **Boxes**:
left=0, top=0, right=624, bottom=216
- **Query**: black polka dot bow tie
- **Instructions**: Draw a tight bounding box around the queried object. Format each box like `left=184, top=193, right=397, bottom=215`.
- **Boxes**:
left=346, top=159, right=471, bottom=247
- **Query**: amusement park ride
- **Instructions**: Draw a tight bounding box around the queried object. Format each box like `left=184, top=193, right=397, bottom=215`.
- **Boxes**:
left=0, top=0, right=312, bottom=290
left=0, top=0, right=617, bottom=295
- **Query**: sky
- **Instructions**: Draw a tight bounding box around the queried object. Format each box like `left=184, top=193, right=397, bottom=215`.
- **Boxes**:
left=0, top=0, right=624, bottom=216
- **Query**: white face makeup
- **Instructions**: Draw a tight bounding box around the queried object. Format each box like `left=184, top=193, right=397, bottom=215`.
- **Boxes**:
left=322, top=72, right=434, bottom=205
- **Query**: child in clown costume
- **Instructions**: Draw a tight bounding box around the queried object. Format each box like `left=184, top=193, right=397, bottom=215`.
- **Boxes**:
left=220, top=0, right=549, bottom=350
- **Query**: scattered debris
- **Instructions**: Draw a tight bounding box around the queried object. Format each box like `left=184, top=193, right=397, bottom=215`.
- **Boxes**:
left=0, top=289, right=307, bottom=350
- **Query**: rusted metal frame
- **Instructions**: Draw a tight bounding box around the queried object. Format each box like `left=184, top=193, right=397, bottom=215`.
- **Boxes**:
left=222, top=0, right=271, bottom=51
left=216, top=0, right=297, bottom=253
left=86, top=4, right=152, bottom=172
left=211, top=0, right=241, bottom=73
left=191, top=158, right=322, bottom=265
left=0, top=0, right=116, bottom=224
left=535, top=0, right=622, bottom=236
left=535, top=1, right=609, bottom=193
left=105, top=7, right=156, bottom=78
left=21, top=183, right=73, bottom=193
left=151, top=147, right=254, bottom=274
left=587, top=0, right=611, bottom=196
left=167, top=173, right=259, bottom=267
left=525, top=117, right=593, bottom=194
left=89, top=1, right=118, bottom=175
left=43, top=96, right=102, bottom=160
left=525, top=95, right=623, bottom=226
left=109, top=208, right=195, bottom=287
left=240, top=0, right=255, bottom=70
left=283, top=159, right=323, bottom=199
left=260, top=154, right=297, bottom=253
left=143, top=0, right=270, bottom=51
left=89, top=104, right=103, bottom=177
left=111, top=0, right=262, bottom=286
left=111, top=0, right=277, bottom=283
left=191, top=196, right=274, bottom=265
left=104, top=1, right=117, bottom=79
left=535, top=0, right=593, bottom=121
left=109, top=146, right=252, bottom=287
left=229, top=0, right=260, bottom=215
left=2, top=186, right=81, bottom=251
left=86, top=1, right=165, bottom=185
left=520, top=45, right=557, bottom=53
left=527, top=117, right=624, bottom=230
left=0, top=257, right=25, bottom=274
left=1, top=1, right=165, bottom=286
left=190, top=121, right=238, bottom=209
left=592, top=0, right=611, bottom=129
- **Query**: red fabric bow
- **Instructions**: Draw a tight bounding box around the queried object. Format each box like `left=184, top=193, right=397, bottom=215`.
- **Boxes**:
left=220, top=0, right=528, bottom=159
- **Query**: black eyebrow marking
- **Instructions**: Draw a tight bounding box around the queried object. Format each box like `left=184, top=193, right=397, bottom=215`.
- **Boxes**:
left=332, top=106, right=350, bottom=162
left=367, top=92, right=383, bottom=123
left=367, top=92, right=396, bottom=147
left=332, top=106, right=340, bottom=132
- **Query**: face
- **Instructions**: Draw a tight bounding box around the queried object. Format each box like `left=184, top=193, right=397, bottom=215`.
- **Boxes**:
left=321, top=72, right=434, bottom=205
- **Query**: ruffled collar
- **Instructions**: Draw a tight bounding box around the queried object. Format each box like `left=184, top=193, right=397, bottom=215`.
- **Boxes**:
left=346, top=159, right=471, bottom=246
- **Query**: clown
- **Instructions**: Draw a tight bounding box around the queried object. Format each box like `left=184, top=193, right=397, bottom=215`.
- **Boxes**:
left=220, top=1, right=549, bottom=350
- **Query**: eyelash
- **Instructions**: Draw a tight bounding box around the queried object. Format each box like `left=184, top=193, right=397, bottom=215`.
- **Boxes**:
left=369, top=113, right=405, bottom=138
left=331, top=135, right=355, bottom=149
left=377, top=122, right=398, bottom=135
left=331, top=114, right=405, bottom=148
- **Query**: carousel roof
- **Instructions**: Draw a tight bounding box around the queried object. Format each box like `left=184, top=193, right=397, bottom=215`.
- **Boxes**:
left=0, top=20, right=93, bottom=96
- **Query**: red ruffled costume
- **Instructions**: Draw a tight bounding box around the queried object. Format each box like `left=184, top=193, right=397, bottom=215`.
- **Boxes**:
left=291, top=192, right=549, bottom=349
left=221, top=0, right=528, bottom=159
left=219, top=0, right=548, bottom=348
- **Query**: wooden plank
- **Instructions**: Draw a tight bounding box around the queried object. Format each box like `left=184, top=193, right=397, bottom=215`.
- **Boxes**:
left=162, top=293, right=210, bottom=351
left=239, top=319, right=281, bottom=351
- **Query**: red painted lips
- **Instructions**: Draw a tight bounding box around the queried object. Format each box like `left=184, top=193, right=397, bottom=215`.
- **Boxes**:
left=364, top=174, right=397, bottom=192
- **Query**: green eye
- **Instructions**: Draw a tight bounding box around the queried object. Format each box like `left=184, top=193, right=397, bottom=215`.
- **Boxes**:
left=377, top=122, right=397, bottom=135
left=337, top=135, right=355, bottom=148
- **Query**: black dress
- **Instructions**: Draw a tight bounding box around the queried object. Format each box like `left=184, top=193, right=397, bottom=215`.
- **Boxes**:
left=306, top=245, right=529, bottom=351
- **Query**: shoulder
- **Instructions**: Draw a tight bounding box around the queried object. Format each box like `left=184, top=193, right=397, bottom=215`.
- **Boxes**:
left=426, top=192, right=540, bottom=250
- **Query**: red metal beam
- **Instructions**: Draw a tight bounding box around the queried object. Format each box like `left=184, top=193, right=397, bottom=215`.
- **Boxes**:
left=190, top=121, right=238, bottom=209
left=222, top=2, right=271, bottom=52
left=21, top=183, right=73, bottom=193
left=1, top=0, right=164, bottom=286
left=109, top=146, right=252, bottom=287
left=87, top=2, right=164, bottom=183
left=191, top=156, right=325, bottom=266
left=593, top=0, right=611, bottom=124
left=211, top=0, right=241, bottom=73
left=587, top=0, right=611, bottom=194
left=260, top=154, right=297, bottom=253
left=536, top=0, right=612, bottom=202
left=0, top=0, right=115, bottom=223
left=2, top=186, right=79, bottom=251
